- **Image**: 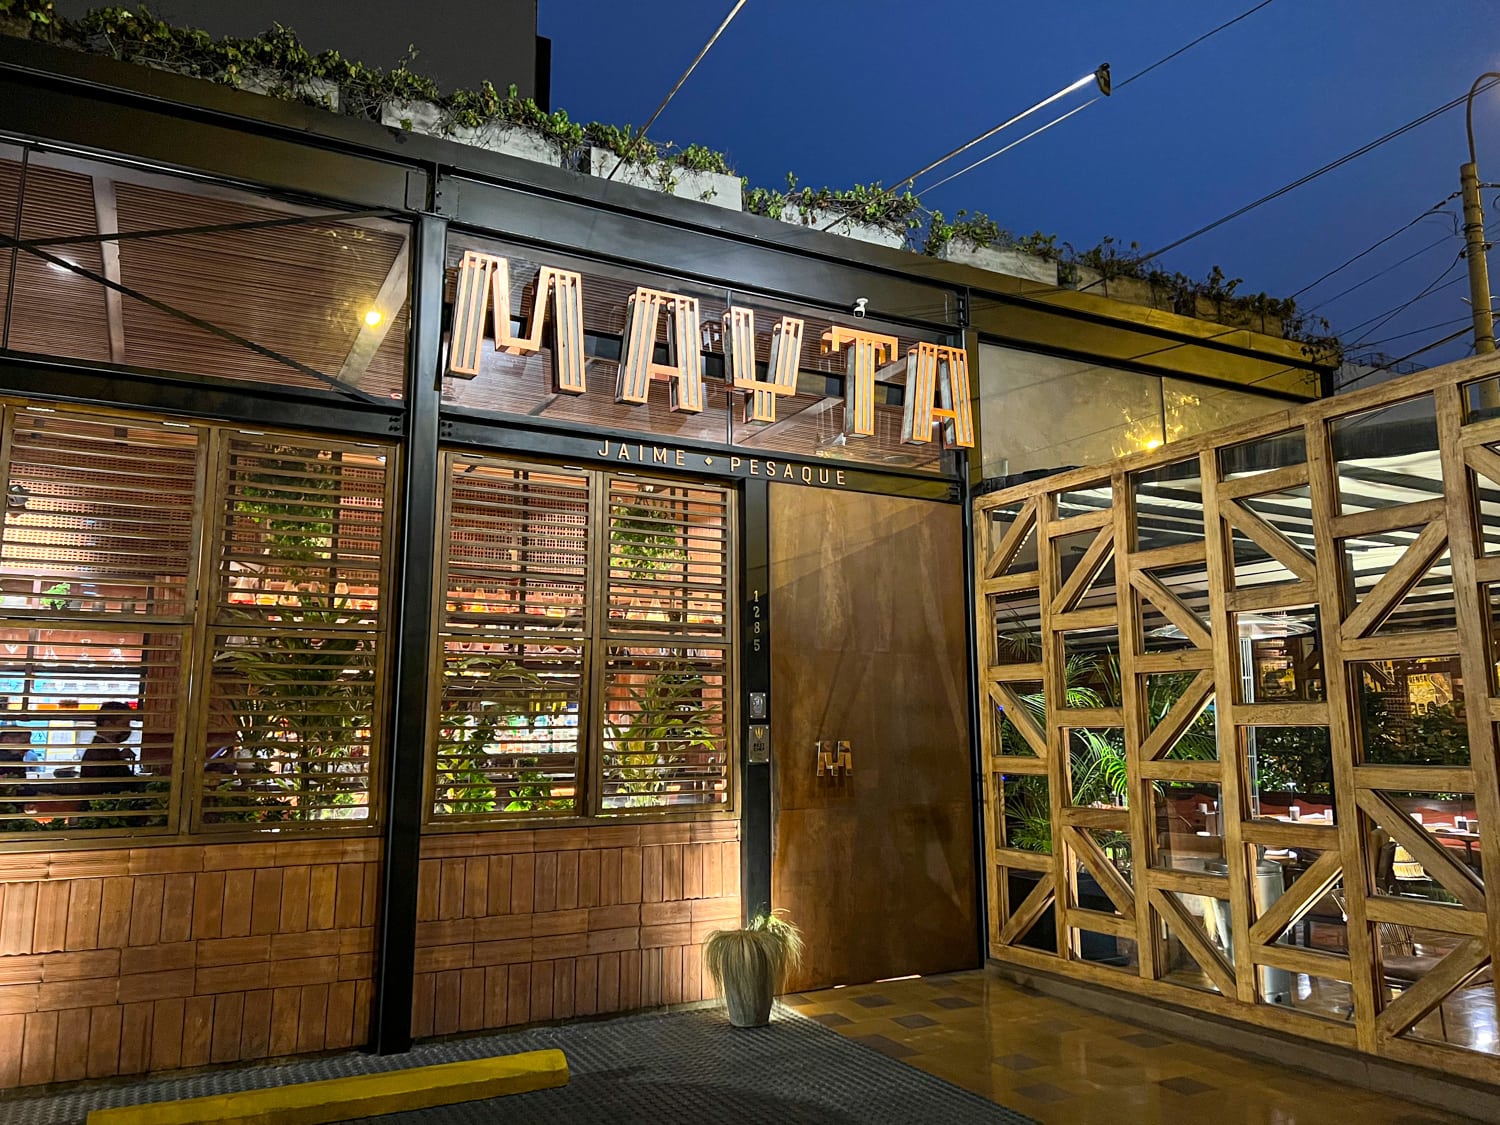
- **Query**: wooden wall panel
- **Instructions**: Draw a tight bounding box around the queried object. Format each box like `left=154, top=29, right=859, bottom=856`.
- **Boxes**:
left=0, top=839, right=380, bottom=1090
left=411, top=822, right=740, bottom=1037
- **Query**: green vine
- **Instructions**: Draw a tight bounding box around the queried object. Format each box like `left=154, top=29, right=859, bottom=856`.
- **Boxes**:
left=5, top=1, right=1340, bottom=357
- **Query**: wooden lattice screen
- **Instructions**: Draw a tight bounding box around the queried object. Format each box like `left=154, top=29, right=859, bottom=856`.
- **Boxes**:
left=427, top=456, right=734, bottom=824
left=975, top=356, right=1500, bottom=1081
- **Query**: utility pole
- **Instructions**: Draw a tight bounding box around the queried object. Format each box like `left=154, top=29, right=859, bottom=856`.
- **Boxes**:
left=1463, top=74, right=1500, bottom=355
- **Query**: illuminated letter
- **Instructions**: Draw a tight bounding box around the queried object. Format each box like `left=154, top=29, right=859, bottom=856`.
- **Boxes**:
left=448, top=251, right=586, bottom=394
left=821, top=326, right=898, bottom=437
left=616, top=287, right=705, bottom=413
left=901, top=343, right=974, bottom=448
left=723, top=307, right=804, bottom=423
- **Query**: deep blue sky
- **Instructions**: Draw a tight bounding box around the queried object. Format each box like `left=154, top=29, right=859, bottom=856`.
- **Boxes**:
left=541, top=0, right=1500, bottom=371
left=53, top=0, right=1500, bottom=371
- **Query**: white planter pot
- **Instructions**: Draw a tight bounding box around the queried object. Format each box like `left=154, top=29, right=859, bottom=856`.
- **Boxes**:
left=587, top=148, right=742, bottom=210
left=937, top=242, right=1057, bottom=285
left=380, top=100, right=565, bottom=167
left=779, top=207, right=906, bottom=249
left=237, top=70, right=339, bottom=111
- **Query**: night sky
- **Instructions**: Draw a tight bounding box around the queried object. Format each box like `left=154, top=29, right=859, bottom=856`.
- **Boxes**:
left=52, top=1, right=1500, bottom=371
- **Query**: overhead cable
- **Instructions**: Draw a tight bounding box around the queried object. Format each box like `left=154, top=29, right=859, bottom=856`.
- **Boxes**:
left=1304, top=234, right=1456, bottom=312
left=912, top=0, right=1279, bottom=200
left=1338, top=327, right=1472, bottom=390
left=1290, top=195, right=1459, bottom=299
left=606, top=0, right=748, bottom=181
left=1132, top=77, right=1500, bottom=267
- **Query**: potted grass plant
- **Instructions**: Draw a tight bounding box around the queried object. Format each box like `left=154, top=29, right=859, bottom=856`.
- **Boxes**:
left=703, top=912, right=804, bottom=1028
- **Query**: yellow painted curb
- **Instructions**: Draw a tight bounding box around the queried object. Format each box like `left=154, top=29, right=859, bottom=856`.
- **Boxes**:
left=85, top=1049, right=569, bottom=1125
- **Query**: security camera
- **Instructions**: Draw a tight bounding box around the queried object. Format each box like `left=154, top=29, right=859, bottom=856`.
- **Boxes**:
left=853, top=297, right=869, bottom=319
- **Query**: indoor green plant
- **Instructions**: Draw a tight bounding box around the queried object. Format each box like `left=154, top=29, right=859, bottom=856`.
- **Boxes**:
left=703, top=911, right=804, bottom=1027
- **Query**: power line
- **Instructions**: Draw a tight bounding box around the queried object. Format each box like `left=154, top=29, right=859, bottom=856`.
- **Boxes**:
left=920, top=101, right=1098, bottom=194
left=1132, top=77, right=1500, bottom=267
left=1304, top=234, right=1455, bottom=312
left=1342, top=253, right=1466, bottom=345
left=1290, top=195, right=1458, bottom=299
left=1356, top=313, right=1472, bottom=349
left=1338, top=327, right=1471, bottom=390
left=1115, top=0, right=1278, bottom=91
left=605, top=0, right=749, bottom=181
left=914, top=1, right=1279, bottom=201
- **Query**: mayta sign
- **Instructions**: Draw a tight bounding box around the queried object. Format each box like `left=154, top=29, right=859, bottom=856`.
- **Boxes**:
left=448, top=251, right=974, bottom=449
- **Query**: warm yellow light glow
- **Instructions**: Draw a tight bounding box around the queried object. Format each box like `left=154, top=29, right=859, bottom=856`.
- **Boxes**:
left=363, top=309, right=383, bottom=327
left=1144, top=438, right=1163, bottom=451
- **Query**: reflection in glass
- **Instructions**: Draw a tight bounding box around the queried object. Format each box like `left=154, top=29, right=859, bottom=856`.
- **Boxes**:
left=1368, top=791, right=1482, bottom=904
left=1235, top=607, right=1323, bottom=704
left=1354, top=656, right=1468, bottom=767
left=1153, top=782, right=1224, bottom=871
left=1132, top=458, right=1205, bottom=551
left=1248, top=727, right=1334, bottom=821
left=1342, top=530, right=1455, bottom=634
left=1329, top=396, right=1442, bottom=516
left=1218, top=428, right=1307, bottom=481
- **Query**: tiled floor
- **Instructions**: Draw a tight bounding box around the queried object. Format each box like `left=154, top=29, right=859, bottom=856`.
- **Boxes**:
left=786, top=971, right=1477, bottom=1124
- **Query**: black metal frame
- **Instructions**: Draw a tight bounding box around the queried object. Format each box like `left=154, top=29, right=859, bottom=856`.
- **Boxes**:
left=372, top=214, right=446, bottom=1054
left=738, top=479, right=772, bottom=923
left=0, top=34, right=1338, bottom=1057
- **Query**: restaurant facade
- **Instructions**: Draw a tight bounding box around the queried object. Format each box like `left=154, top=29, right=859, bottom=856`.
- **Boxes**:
left=0, top=31, right=1408, bottom=1096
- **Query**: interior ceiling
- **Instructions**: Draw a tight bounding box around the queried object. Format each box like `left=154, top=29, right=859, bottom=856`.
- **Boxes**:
left=0, top=146, right=412, bottom=402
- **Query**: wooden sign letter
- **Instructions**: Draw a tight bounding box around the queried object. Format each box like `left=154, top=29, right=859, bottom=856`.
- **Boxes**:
left=617, top=287, right=706, bottom=413
left=821, top=326, right=897, bottom=438
left=723, top=308, right=803, bottom=423
left=901, top=342, right=974, bottom=448
left=448, top=250, right=587, bottom=395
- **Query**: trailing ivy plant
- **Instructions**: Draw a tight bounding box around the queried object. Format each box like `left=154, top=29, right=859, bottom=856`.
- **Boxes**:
left=923, top=209, right=1006, bottom=256
left=9, top=1, right=1342, bottom=356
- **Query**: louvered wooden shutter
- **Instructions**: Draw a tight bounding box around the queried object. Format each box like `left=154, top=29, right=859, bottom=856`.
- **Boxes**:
left=197, top=434, right=391, bottom=830
left=0, top=406, right=199, bottom=835
left=429, top=455, right=591, bottom=821
left=598, top=477, right=732, bottom=813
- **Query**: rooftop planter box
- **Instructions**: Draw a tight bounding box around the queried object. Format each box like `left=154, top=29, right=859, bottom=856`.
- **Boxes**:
left=379, top=98, right=566, bottom=167
left=235, top=69, right=339, bottom=111
left=585, top=147, right=741, bottom=210
left=778, top=207, right=906, bottom=250
left=937, top=241, right=1058, bottom=285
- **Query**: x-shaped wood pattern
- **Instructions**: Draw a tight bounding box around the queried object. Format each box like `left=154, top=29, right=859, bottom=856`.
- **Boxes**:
left=1356, top=789, right=1486, bottom=912
left=984, top=498, right=1038, bottom=579
left=988, top=682, right=1048, bottom=760
left=998, top=873, right=1055, bottom=946
left=1339, top=518, right=1448, bottom=641
left=1064, top=826, right=1135, bottom=920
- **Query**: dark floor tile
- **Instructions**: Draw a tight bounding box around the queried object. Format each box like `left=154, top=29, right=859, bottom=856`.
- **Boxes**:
left=1096, top=1054, right=1137, bottom=1068
left=892, top=1013, right=939, bottom=1029
left=1119, top=1032, right=1171, bottom=1048
left=1013, top=1082, right=1073, bottom=1104
left=811, top=1012, right=851, bottom=1027
left=854, top=994, right=893, bottom=1008
left=1159, top=1076, right=1216, bottom=1095
left=1032, top=1018, right=1079, bottom=1033
left=994, top=1053, right=1045, bottom=1071
left=781, top=993, right=814, bottom=1007
left=851, top=1033, right=918, bottom=1059
left=933, top=995, right=978, bottom=1009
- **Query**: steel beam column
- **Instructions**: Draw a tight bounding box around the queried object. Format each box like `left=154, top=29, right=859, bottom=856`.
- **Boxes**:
left=371, top=212, right=445, bottom=1054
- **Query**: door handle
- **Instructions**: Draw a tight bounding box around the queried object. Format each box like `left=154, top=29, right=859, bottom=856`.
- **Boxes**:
left=816, top=740, right=852, bottom=777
